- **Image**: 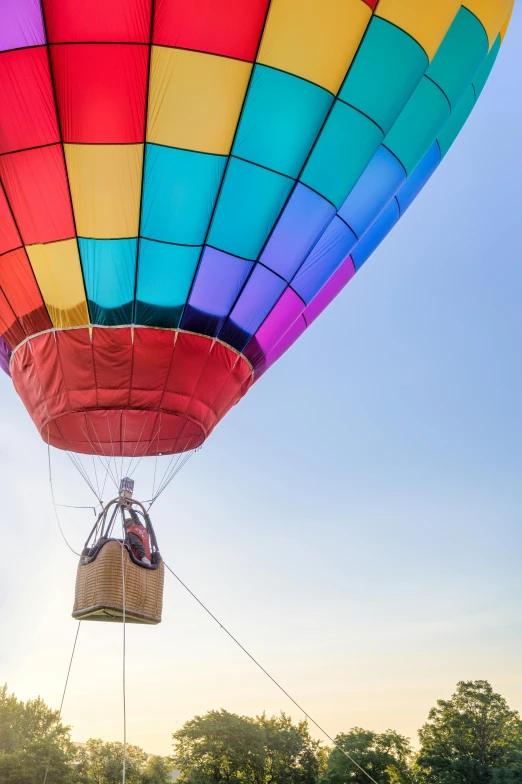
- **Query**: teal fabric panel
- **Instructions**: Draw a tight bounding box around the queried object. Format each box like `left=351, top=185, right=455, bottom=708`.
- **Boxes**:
left=208, top=157, right=294, bottom=260
left=383, top=77, right=450, bottom=175
left=301, top=101, right=383, bottom=208
left=141, top=144, right=226, bottom=245
left=426, top=8, right=488, bottom=110
left=473, top=35, right=501, bottom=98
left=233, top=64, right=333, bottom=178
left=136, top=239, right=200, bottom=327
left=437, top=85, right=475, bottom=159
left=339, top=17, right=428, bottom=134
left=79, top=238, right=136, bottom=325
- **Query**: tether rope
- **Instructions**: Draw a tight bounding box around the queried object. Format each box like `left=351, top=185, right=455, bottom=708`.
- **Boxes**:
left=48, top=442, right=82, bottom=557
left=120, top=532, right=128, bottom=784
left=41, top=621, right=81, bottom=784
left=163, top=562, right=380, bottom=784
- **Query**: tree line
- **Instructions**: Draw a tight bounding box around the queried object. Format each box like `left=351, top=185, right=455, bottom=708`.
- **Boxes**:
left=1, top=680, right=521, bottom=783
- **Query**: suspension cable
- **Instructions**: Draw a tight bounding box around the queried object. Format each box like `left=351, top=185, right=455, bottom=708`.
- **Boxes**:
left=163, top=562, right=380, bottom=784
left=48, top=442, right=82, bottom=557
left=120, top=528, right=127, bottom=784
left=42, top=621, right=81, bottom=784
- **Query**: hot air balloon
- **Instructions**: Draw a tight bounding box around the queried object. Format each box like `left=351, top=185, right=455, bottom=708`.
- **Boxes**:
left=0, top=0, right=513, bottom=621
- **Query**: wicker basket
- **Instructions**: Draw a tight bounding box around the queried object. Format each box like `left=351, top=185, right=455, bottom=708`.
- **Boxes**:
left=72, top=540, right=164, bottom=624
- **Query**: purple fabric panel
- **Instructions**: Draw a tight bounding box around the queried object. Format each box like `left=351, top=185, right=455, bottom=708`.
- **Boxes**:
left=225, top=264, right=286, bottom=335
left=260, top=184, right=335, bottom=281
left=304, top=256, right=356, bottom=324
left=291, top=216, right=357, bottom=304
left=0, top=0, right=46, bottom=51
left=0, top=338, right=12, bottom=376
left=244, top=287, right=304, bottom=371
left=188, top=246, right=253, bottom=316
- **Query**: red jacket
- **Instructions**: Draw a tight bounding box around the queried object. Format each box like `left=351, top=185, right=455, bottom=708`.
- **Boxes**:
left=126, top=524, right=151, bottom=562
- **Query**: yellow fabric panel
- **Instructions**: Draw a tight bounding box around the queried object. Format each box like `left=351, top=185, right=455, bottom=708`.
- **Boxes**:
left=26, top=239, right=89, bottom=329
left=147, top=47, right=252, bottom=155
left=257, top=0, right=371, bottom=94
left=64, top=144, right=143, bottom=239
left=464, top=0, right=513, bottom=46
left=375, top=0, right=461, bottom=60
left=500, top=1, right=514, bottom=40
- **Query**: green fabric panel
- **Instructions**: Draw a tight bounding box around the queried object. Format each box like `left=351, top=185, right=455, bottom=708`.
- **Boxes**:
left=426, top=7, right=488, bottom=110
left=339, top=17, right=428, bottom=134
left=383, top=77, right=450, bottom=175
left=301, top=101, right=383, bottom=208
left=473, top=35, right=501, bottom=98
left=437, top=85, right=475, bottom=159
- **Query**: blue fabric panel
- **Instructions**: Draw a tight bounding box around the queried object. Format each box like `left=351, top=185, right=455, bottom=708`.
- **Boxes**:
left=291, top=217, right=357, bottom=304
left=395, top=141, right=440, bottom=213
left=219, top=264, right=286, bottom=351
left=301, top=101, right=384, bottom=208
left=141, top=144, right=226, bottom=245
left=136, top=239, right=201, bottom=327
left=351, top=199, right=400, bottom=271
left=260, top=183, right=335, bottom=281
left=79, top=238, right=136, bottom=310
left=233, top=64, right=333, bottom=178
left=181, top=246, right=253, bottom=336
left=208, top=157, right=294, bottom=260
left=337, top=145, right=406, bottom=238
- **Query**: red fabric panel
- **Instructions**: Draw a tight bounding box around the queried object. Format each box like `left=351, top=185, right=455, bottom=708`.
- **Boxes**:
left=0, top=186, right=22, bottom=254
left=11, top=327, right=253, bottom=456
left=0, top=47, right=59, bottom=155
left=50, top=44, right=149, bottom=144
left=362, top=0, right=378, bottom=8
left=0, top=247, right=51, bottom=335
left=92, top=327, right=133, bottom=408
left=153, top=0, right=270, bottom=61
left=0, top=289, right=18, bottom=336
left=44, top=0, right=153, bottom=43
left=0, top=145, right=75, bottom=244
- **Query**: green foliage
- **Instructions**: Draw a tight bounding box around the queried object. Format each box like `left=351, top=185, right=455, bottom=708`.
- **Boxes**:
left=172, top=709, right=324, bottom=784
left=321, top=727, right=414, bottom=784
left=415, top=680, right=522, bottom=784
left=81, top=738, right=147, bottom=784
left=142, top=755, right=175, bottom=784
left=0, top=683, right=76, bottom=784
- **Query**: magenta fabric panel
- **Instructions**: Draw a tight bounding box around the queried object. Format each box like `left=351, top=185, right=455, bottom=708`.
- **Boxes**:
left=304, top=256, right=356, bottom=324
left=0, top=0, right=46, bottom=52
left=244, top=287, right=305, bottom=371
left=262, top=316, right=307, bottom=377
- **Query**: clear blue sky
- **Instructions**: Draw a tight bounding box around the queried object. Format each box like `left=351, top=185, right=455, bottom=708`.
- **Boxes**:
left=1, top=6, right=522, bottom=757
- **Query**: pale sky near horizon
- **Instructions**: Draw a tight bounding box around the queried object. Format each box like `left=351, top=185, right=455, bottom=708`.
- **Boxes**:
left=2, top=7, right=522, bottom=759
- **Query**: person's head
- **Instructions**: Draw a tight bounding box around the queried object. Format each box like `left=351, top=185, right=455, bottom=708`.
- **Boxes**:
left=124, top=517, right=133, bottom=529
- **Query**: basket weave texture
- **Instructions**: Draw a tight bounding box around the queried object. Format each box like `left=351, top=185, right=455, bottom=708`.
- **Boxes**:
left=72, top=540, right=164, bottom=624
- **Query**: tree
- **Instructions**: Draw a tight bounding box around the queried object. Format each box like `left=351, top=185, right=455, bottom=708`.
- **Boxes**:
left=172, top=710, right=325, bottom=784
left=142, top=755, right=174, bottom=784
left=81, top=738, right=147, bottom=784
left=321, top=728, right=413, bottom=784
left=0, top=683, right=76, bottom=784
left=415, top=680, right=522, bottom=784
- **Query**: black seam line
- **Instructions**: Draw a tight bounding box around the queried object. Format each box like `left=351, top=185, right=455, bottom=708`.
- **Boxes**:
left=179, top=0, right=275, bottom=331
left=461, top=5, right=491, bottom=47
left=201, top=246, right=293, bottom=288
left=423, top=74, right=452, bottom=113
left=435, top=139, right=442, bottom=159
left=381, top=144, right=408, bottom=179
left=39, top=3, right=91, bottom=325
left=0, top=176, right=52, bottom=330
left=241, top=283, right=307, bottom=356
left=0, top=245, right=24, bottom=259
left=132, top=0, right=156, bottom=325
left=471, top=82, right=477, bottom=102
left=0, top=142, right=58, bottom=158
left=219, top=5, right=376, bottom=338
left=336, top=96, right=385, bottom=135
left=336, top=214, right=360, bottom=241
left=0, top=283, right=18, bottom=330
left=372, top=12, right=430, bottom=63
left=394, top=194, right=401, bottom=216
left=231, top=154, right=295, bottom=182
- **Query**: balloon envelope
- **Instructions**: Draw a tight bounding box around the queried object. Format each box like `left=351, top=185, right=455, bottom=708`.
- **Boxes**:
left=0, top=0, right=513, bottom=455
